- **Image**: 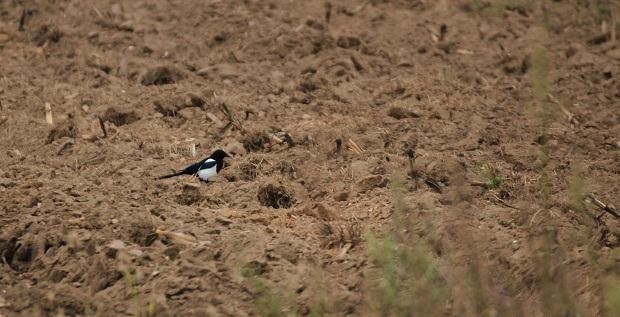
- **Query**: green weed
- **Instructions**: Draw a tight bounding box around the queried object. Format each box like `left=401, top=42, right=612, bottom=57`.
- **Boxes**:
left=364, top=179, right=448, bottom=316
left=528, top=38, right=556, bottom=208
left=242, top=263, right=297, bottom=317
left=604, top=274, right=620, bottom=316
left=479, top=163, right=502, bottom=189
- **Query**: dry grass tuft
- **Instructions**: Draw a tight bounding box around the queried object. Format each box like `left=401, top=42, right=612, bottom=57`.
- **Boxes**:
left=318, top=221, right=362, bottom=249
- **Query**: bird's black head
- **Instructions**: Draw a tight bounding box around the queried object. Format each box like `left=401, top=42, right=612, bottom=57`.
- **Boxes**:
left=210, top=149, right=230, bottom=162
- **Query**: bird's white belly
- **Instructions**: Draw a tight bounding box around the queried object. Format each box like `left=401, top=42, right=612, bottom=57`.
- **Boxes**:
left=197, top=166, right=218, bottom=181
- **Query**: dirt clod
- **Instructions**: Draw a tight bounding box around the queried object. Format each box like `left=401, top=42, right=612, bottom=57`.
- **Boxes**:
left=140, top=65, right=184, bottom=85
left=47, top=121, right=76, bottom=144
left=336, top=36, right=361, bottom=49
left=242, top=131, right=270, bottom=152
left=177, top=184, right=202, bottom=206
left=356, top=175, right=388, bottom=193
left=100, top=108, right=139, bottom=126
left=257, top=183, right=293, bottom=209
left=1, top=1, right=617, bottom=316
left=32, top=25, right=62, bottom=46
left=128, top=222, right=157, bottom=247
left=273, top=161, right=299, bottom=179
left=387, top=106, right=420, bottom=119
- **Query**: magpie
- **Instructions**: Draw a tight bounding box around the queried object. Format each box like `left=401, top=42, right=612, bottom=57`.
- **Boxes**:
left=157, top=149, right=230, bottom=182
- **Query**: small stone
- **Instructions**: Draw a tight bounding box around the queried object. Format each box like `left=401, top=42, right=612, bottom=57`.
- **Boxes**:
left=7, top=149, right=23, bottom=159
left=0, top=178, right=16, bottom=188
left=128, top=249, right=143, bottom=257
left=314, top=203, right=337, bottom=221
left=0, top=33, right=11, bottom=43
left=356, top=175, right=388, bottom=193
left=87, top=31, right=99, bottom=39
left=105, top=239, right=126, bottom=258
left=603, top=66, right=613, bottom=79
left=196, top=64, right=240, bottom=79
left=186, top=93, right=205, bottom=108
left=215, top=216, right=233, bottom=226
left=224, top=140, right=246, bottom=156
left=163, top=246, right=180, bottom=260
left=110, top=3, right=123, bottom=16
left=119, top=21, right=134, bottom=32
left=334, top=191, right=349, bottom=202
left=108, top=240, right=126, bottom=250
left=178, top=107, right=198, bottom=120
left=336, top=36, right=361, bottom=48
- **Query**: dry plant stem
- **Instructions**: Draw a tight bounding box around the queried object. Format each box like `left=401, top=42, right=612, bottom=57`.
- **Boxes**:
left=155, top=229, right=199, bottom=246
left=347, top=139, right=363, bottom=154
left=56, top=139, right=74, bottom=155
left=490, top=193, right=520, bottom=210
left=91, top=6, right=104, bottom=19
left=424, top=178, right=442, bottom=193
left=586, top=193, right=620, bottom=219
left=352, top=0, right=370, bottom=13
left=470, top=181, right=490, bottom=188
left=206, top=112, right=225, bottom=127
left=18, top=9, right=26, bottom=31
left=219, top=103, right=245, bottom=133
left=547, top=93, right=578, bottom=127
left=45, top=102, right=53, bottom=125
left=267, top=133, right=283, bottom=144
left=98, top=116, right=107, bottom=138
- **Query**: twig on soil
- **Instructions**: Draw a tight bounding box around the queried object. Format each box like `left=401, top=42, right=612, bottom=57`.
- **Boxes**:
left=470, top=181, right=490, bottom=188
left=347, top=139, right=363, bottom=155
left=425, top=178, right=442, bottom=193
left=92, top=6, right=104, bottom=19
left=18, top=9, right=26, bottom=31
left=530, top=209, right=543, bottom=225
left=267, top=133, right=283, bottom=144
left=490, top=193, right=520, bottom=210
left=81, top=154, right=105, bottom=166
left=97, top=116, right=107, bottom=138
left=456, top=49, right=474, bottom=55
left=206, top=112, right=225, bottom=127
left=547, top=93, right=578, bottom=127
left=56, top=139, right=74, bottom=155
left=586, top=193, right=619, bottom=219
left=406, top=148, right=416, bottom=178
left=155, top=229, right=199, bottom=246
left=325, top=2, right=332, bottom=23
left=352, top=0, right=370, bottom=13
left=45, top=102, right=53, bottom=125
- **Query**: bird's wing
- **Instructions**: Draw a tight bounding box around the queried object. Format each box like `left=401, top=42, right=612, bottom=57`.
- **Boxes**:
left=181, top=162, right=203, bottom=175
left=200, top=159, right=217, bottom=170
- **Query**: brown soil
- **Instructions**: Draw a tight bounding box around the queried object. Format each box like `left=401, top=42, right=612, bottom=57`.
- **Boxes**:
left=1, top=0, right=619, bottom=316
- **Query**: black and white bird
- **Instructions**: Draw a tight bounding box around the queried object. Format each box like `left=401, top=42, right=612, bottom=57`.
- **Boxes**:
left=157, top=149, right=230, bottom=182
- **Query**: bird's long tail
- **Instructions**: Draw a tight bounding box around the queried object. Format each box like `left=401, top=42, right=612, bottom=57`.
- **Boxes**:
left=157, top=171, right=186, bottom=180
